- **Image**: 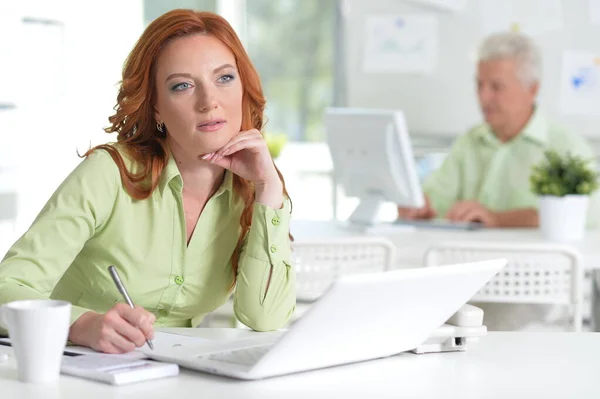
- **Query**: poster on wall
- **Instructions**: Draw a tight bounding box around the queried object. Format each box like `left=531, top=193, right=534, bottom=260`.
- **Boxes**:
left=0, top=4, right=21, bottom=107
left=403, top=0, right=466, bottom=12
left=560, top=50, right=600, bottom=117
left=590, top=0, right=600, bottom=26
left=363, top=15, right=438, bottom=74
left=17, top=21, right=66, bottom=107
left=480, top=0, right=563, bottom=36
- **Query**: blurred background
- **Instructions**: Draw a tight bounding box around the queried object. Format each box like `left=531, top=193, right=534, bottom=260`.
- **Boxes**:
left=2, top=0, right=600, bottom=255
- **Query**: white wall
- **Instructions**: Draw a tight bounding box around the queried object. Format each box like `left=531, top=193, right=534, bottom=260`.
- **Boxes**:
left=343, top=0, right=600, bottom=139
left=0, top=0, right=144, bottom=252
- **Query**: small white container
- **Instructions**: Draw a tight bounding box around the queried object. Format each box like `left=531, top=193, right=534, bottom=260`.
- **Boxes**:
left=538, top=195, right=589, bottom=242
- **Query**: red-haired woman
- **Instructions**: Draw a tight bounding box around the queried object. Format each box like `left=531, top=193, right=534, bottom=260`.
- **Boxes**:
left=0, top=10, right=295, bottom=354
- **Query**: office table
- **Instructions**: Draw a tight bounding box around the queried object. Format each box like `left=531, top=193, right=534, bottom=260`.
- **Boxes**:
left=292, top=221, right=600, bottom=329
left=1, top=328, right=599, bottom=398
left=290, top=221, right=600, bottom=269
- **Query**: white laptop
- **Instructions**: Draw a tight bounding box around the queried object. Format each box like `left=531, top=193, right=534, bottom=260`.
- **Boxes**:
left=146, top=259, right=506, bottom=380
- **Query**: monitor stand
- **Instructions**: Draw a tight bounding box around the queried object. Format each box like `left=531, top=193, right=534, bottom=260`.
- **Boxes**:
left=348, top=194, right=383, bottom=226
left=348, top=194, right=417, bottom=233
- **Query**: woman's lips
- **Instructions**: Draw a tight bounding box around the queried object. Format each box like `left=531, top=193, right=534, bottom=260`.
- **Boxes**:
left=196, top=120, right=226, bottom=132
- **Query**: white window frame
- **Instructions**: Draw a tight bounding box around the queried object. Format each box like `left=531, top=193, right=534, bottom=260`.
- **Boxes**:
left=216, top=0, right=247, bottom=46
left=224, top=0, right=347, bottom=220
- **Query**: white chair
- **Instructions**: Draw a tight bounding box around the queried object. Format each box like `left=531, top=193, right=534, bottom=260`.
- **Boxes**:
left=293, top=236, right=396, bottom=301
left=424, top=242, right=583, bottom=332
left=291, top=237, right=395, bottom=323
left=203, top=236, right=396, bottom=328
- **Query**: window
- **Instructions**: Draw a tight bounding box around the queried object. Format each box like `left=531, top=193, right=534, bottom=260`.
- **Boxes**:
left=143, top=1, right=345, bottom=220
left=144, top=0, right=217, bottom=24
left=246, top=0, right=341, bottom=141
left=145, top=0, right=343, bottom=142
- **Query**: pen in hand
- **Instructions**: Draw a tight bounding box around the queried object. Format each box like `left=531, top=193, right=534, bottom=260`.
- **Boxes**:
left=108, top=265, right=154, bottom=350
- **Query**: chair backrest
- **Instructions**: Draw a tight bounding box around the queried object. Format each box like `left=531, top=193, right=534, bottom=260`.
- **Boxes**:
left=292, top=237, right=396, bottom=302
left=424, top=241, right=583, bottom=331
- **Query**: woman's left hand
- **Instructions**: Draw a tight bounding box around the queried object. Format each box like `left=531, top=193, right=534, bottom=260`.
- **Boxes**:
left=202, top=129, right=283, bottom=207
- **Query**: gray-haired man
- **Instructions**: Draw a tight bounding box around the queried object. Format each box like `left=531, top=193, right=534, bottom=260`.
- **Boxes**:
left=399, top=32, right=597, bottom=228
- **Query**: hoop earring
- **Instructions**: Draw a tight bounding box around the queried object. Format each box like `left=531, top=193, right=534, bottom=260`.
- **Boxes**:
left=157, top=121, right=164, bottom=133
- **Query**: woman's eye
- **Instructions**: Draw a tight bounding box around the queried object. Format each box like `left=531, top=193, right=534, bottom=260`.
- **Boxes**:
left=217, top=74, right=235, bottom=84
left=171, top=82, right=192, bottom=91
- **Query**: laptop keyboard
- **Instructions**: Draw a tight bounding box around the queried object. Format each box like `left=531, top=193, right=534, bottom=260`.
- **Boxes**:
left=203, top=345, right=273, bottom=366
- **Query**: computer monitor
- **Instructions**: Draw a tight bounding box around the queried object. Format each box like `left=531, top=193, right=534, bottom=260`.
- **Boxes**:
left=325, top=107, right=424, bottom=225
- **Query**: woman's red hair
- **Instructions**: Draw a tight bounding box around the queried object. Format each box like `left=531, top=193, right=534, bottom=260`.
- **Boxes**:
left=86, top=9, right=291, bottom=281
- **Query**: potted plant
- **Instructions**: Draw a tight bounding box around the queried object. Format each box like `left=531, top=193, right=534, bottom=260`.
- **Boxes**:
left=530, top=150, right=599, bottom=242
left=264, top=132, right=287, bottom=160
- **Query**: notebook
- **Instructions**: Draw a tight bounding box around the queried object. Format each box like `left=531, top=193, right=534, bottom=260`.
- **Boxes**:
left=0, top=332, right=212, bottom=385
left=60, top=354, right=179, bottom=385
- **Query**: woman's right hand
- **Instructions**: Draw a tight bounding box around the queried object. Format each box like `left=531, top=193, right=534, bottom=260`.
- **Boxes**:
left=397, top=195, right=437, bottom=220
left=69, top=304, right=156, bottom=353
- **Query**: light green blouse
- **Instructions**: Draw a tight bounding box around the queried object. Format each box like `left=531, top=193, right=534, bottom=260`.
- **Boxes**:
left=0, top=146, right=295, bottom=333
left=423, top=108, right=600, bottom=225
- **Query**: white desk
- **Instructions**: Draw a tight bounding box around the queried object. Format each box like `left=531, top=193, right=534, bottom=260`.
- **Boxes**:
left=1, top=328, right=599, bottom=398
left=291, top=220, right=600, bottom=269
left=291, top=221, right=600, bottom=330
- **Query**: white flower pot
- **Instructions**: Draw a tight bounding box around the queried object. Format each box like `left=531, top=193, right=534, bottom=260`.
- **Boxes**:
left=538, top=195, right=589, bottom=242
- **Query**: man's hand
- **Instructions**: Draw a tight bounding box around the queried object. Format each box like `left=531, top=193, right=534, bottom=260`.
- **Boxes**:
left=398, top=195, right=437, bottom=220
left=446, top=201, right=498, bottom=227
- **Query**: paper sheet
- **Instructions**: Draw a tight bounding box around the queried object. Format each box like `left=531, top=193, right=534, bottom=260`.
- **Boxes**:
left=480, top=0, right=563, bottom=36
left=61, top=354, right=148, bottom=371
left=402, top=0, right=466, bottom=12
left=0, top=5, right=21, bottom=105
left=559, top=50, right=600, bottom=117
left=150, top=331, right=213, bottom=351
left=3, top=331, right=282, bottom=360
left=17, top=20, right=65, bottom=106
left=363, top=15, right=438, bottom=73
left=0, top=332, right=213, bottom=360
left=590, top=0, right=600, bottom=26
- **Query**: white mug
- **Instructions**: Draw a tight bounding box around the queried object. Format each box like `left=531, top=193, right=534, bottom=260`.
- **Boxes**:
left=0, top=299, right=71, bottom=383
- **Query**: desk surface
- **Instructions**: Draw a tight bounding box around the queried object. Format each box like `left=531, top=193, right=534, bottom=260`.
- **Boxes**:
left=1, top=328, right=599, bottom=399
left=291, top=220, right=600, bottom=268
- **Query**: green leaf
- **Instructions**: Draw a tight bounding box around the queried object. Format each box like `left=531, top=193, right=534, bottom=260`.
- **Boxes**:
left=530, top=150, right=599, bottom=196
